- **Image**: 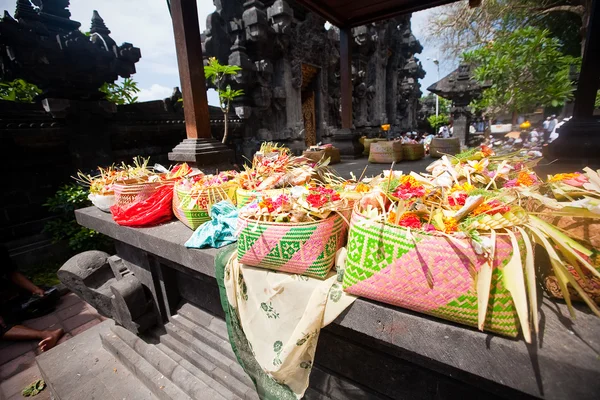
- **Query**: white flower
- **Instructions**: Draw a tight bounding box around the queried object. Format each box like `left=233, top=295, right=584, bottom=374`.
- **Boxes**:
left=434, top=172, right=453, bottom=188
left=290, top=185, right=309, bottom=198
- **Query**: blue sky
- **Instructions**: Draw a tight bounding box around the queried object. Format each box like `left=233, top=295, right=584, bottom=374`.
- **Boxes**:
left=0, top=0, right=455, bottom=103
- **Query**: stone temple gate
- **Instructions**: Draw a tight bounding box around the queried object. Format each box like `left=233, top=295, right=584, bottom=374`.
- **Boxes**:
left=201, top=0, right=425, bottom=158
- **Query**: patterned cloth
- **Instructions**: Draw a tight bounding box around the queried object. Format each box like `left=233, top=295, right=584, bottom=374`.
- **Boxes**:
left=185, top=201, right=239, bottom=249
left=216, top=246, right=356, bottom=399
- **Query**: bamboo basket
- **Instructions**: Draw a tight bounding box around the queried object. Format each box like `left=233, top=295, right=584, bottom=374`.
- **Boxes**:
left=526, top=198, right=600, bottom=304
left=402, top=143, right=425, bottom=161
left=173, top=184, right=237, bottom=230
left=362, top=138, right=386, bottom=156
left=112, top=181, right=163, bottom=208
left=237, top=214, right=347, bottom=279
left=430, top=138, right=460, bottom=158
left=343, top=209, right=523, bottom=337
left=368, top=141, right=403, bottom=163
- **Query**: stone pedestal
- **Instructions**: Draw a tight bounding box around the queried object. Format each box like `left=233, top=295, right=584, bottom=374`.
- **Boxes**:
left=323, top=128, right=364, bottom=158
left=168, top=138, right=235, bottom=171
left=546, top=118, right=600, bottom=161
left=452, top=112, right=469, bottom=148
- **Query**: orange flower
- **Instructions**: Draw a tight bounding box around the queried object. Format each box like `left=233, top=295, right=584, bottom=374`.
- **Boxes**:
left=381, top=124, right=391, bottom=131
left=516, top=171, right=536, bottom=187
left=443, top=217, right=458, bottom=233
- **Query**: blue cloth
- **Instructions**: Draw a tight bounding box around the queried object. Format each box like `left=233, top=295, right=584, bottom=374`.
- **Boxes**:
left=185, top=201, right=239, bottom=249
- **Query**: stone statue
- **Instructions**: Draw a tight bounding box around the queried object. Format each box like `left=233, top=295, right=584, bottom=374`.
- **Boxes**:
left=58, top=251, right=157, bottom=334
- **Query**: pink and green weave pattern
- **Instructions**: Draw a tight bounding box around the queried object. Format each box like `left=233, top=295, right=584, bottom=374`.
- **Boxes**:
left=343, top=211, right=521, bottom=337
left=237, top=214, right=346, bottom=279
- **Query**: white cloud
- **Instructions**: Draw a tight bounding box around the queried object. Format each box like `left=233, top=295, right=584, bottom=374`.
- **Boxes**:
left=137, top=84, right=173, bottom=102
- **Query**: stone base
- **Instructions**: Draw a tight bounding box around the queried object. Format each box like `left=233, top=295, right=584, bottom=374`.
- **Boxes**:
left=168, top=138, right=235, bottom=172
left=322, top=128, right=364, bottom=159
left=546, top=118, right=600, bottom=161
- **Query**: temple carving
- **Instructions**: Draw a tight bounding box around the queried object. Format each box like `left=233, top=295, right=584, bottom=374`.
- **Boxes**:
left=201, top=0, right=425, bottom=157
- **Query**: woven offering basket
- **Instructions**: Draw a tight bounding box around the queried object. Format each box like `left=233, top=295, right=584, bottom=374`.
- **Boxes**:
left=343, top=209, right=523, bottom=337
left=430, top=138, right=460, bottom=158
left=237, top=214, right=347, bottom=279
left=173, top=184, right=236, bottom=230
left=363, top=138, right=386, bottom=156
left=368, top=141, right=403, bottom=164
left=302, top=147, right=341, bottom=164
left=112, top=181, right=163, bottom=208
left=525, top=198, right=600, bottom=248
left=236, top=188, right=286, bottom=208
left=402, top=143, right=425, bottom=161
left=526, top=199, right=600, bottom=304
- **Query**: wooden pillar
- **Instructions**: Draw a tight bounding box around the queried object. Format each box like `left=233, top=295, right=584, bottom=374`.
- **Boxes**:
left=339, top=27, right=352, bottom=129
left=573, top=0, right=599, bottom=118
left=169, top=0, right=211, bottom=139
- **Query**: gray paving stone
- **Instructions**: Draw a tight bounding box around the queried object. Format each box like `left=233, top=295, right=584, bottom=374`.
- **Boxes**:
left=0, top=365, right=43, bottom=398
left=0, top=340, right=35, bottom=365
left=61, top=310, right=97, bottom=332
left=22, top=313, right=62, bottom=331
left=37, top=320, right=158, bottom=400
left=0, top=350, right=35, bottom=381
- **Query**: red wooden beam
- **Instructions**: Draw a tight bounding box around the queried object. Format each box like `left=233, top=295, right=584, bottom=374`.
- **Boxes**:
left=339, top=27, right=352, bottom=129
left=169, top=0, right=211, bottom=139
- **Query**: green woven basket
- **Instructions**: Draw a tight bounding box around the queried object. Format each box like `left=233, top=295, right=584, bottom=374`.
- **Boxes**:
left=173, top=185, right=235, bottom=230
left=343, top=210, right=523, bottom=337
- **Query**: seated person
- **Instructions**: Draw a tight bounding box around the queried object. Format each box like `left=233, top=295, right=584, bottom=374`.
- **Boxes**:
left=1, top=246, right=63, bottom=352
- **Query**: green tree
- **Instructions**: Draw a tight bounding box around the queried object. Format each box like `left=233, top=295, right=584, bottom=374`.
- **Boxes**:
left=424, top=0, right=592, bottom=62
left=204, top=57, right=244, bottom=144
left=463, top=27, right=578, bottom=122
left=0, top=79, right=41, bottom=103
left=427, top=114, right=450, bottom=132
left=100, top=77, right=140, bottom=105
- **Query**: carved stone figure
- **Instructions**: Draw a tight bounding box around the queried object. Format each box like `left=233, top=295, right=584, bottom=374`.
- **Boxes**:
left=201, top=0, right=425, bottom=155
left=58, top=251, right=157, bottom=334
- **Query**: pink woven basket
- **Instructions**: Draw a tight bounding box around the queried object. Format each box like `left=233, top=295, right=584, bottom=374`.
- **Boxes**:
left=343, top=209, right=523, bottom=337
left=368, top=141, right=403, bottom=163
left=236, top=214, right=347, bottom=279
left=112, top=181, right=163, bottom=208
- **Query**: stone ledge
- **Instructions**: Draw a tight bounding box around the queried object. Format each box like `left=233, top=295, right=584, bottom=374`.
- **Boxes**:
left=76, top=206, right=600, bottom=400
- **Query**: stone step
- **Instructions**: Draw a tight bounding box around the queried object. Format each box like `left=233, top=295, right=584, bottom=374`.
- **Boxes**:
left=177, top=302, right=229, bottom=341
left=171, top=313, right=237, bottom=363
left=164, top=322, right=257, bottom=395
left=172, top=303, right=382, bottom=400
left=109, top=324, right=229, bottom=400
left=155, top=342, right=243, bottom=400
left=158, top=333, right=256, bottom=400
left=37, top=320, right=159, bottom=400
left=101, top=326, right=192, bottom=400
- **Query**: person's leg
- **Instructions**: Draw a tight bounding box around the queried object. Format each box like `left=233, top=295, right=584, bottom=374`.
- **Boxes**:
left=2, top=325, right=64, bottom=352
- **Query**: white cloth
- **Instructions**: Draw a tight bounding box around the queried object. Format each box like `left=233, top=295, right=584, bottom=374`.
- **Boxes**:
left=224, top=249, right=356, bottom=399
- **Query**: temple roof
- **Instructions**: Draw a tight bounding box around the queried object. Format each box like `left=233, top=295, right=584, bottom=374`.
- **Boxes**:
left=293, top=0, right=460, bottom=27
left=427, top=64, right=491, bottom=101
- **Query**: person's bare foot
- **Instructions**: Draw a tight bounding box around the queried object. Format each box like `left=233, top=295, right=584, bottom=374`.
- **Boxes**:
left=38, top=328, right=64, bottom=352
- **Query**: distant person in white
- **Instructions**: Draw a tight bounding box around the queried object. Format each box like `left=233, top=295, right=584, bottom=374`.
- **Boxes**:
left=542, top=117, right=550, bottom=142
left=438, top=125, right=450, bottom=138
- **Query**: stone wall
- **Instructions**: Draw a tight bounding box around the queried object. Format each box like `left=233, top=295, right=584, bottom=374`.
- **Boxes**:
left=202, top=0, right=425, bottom=157
left=0, top=98, right=241, bottom=259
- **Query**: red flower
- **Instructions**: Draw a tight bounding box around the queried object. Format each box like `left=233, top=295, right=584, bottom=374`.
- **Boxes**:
left=448, top=193, right=467, bottom=207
